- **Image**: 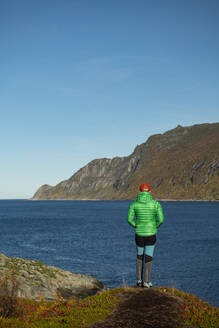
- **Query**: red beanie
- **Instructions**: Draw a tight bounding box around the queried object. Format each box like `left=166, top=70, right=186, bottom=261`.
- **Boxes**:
left=139, top=183, right=151, bottom=192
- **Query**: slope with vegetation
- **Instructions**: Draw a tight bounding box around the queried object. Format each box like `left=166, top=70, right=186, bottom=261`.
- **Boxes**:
left=32, top=123, right=219, bottom=201
left=0, top=286, right=218, bottom=328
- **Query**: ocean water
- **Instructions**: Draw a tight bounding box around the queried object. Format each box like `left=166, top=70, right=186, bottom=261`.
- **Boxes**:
left=0, top=199, right=218, bottom=306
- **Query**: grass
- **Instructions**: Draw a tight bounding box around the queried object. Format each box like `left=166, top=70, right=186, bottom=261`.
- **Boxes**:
left=158, top=287, right=219, bottom=328
left=0, top=288, right=121, bottom=328
left=0, top=285, right=218, bottom=328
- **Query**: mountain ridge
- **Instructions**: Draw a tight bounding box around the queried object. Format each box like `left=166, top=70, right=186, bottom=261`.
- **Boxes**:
left=32, top=122, right=219, bottom=200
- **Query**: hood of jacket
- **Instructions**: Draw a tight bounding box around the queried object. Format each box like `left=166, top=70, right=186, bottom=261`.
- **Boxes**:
left=136, top=191, right=153, bottom=203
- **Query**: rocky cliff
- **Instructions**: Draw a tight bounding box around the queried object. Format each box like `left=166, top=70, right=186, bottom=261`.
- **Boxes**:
left=32, top=123, right=219, bottom=200
left=0, top=254, right=104, bottom=301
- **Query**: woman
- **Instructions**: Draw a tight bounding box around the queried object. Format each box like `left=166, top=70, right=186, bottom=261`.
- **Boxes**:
left=127, top=182, right=164, bottom=287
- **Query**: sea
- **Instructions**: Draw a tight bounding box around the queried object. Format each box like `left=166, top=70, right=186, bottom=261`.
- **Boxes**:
left=0, top=199, right=218, bottom=307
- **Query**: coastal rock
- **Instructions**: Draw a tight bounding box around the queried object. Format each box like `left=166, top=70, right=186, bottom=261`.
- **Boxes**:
left=32, top=123, right=219, bottom=201
left=0, top=254, right=105, bottom=301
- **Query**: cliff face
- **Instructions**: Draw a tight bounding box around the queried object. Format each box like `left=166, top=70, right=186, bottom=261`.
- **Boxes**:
left=32, top=123, right=219, bottom=200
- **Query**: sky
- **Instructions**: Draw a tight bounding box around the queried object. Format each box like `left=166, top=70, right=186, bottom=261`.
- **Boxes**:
left=0, top=0, right=219, bottom=198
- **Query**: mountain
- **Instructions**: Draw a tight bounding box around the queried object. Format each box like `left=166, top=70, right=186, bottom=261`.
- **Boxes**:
left=32, top=123, right=219, bottom=200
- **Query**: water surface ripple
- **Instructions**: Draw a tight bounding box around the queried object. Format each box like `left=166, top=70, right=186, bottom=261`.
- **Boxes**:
left=0, top=200, right=218, bottom=306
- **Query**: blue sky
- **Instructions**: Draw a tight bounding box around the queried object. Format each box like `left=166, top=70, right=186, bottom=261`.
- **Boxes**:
left=1, top=0, right=219, bottom=198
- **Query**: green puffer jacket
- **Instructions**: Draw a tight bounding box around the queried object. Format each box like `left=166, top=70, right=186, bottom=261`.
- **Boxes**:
left=127, top=191, right=164, bottom=236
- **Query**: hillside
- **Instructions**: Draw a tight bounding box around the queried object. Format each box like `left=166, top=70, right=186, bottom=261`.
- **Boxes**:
left=32, top=123, right=219, bottom=200
left=0, top=286, right=218, bottom=327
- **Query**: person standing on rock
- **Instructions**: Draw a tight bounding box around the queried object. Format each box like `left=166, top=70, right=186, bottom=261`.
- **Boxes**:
left=127, top=182, right=164, bottom=288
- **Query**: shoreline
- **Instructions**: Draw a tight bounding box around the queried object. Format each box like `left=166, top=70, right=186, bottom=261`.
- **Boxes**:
left=1, top=198, right=218, bottom=202
left=28, top=198, right=219, bottom=202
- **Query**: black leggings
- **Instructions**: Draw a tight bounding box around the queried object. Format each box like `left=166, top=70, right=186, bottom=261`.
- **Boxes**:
left=135, top=234, right=156, bottom=247
left=135, top=234, right=156, bottom=262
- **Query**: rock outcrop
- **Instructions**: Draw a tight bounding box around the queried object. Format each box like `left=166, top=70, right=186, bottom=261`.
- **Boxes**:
left=0, top=254, right=105, bottom=301
left=32, top=123, right=219, bottom=200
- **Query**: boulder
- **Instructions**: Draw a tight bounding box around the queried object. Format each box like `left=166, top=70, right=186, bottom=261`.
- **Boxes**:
left=0, top=254, right=105, bottom=301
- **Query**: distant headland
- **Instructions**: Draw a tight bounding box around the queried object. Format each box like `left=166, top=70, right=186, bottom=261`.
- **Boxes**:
left=31, top=123, right=219, bottom=201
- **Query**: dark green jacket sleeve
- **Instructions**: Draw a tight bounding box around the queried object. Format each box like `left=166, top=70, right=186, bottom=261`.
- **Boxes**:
left=126, top=203, right=136, bottom=228
left=156, top=202, right=164, bottom=228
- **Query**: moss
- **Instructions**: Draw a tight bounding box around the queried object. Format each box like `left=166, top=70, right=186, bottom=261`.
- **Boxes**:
left=0, top=257, right=56, bottom=280
left=0, top=287, right=218, bottom=328
left=27, top=261, right=56, bottom=279
left=158, top=287, right=219, bottom=328
left=0, top=287, right=121, bottom=328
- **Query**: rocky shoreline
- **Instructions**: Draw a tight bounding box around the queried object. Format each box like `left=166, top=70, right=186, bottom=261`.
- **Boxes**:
left=0, top=254, right=105, bottom=301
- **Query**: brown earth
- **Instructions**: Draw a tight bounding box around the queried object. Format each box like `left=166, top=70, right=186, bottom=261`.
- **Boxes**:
left=90, top=287, right=185, bottom=328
